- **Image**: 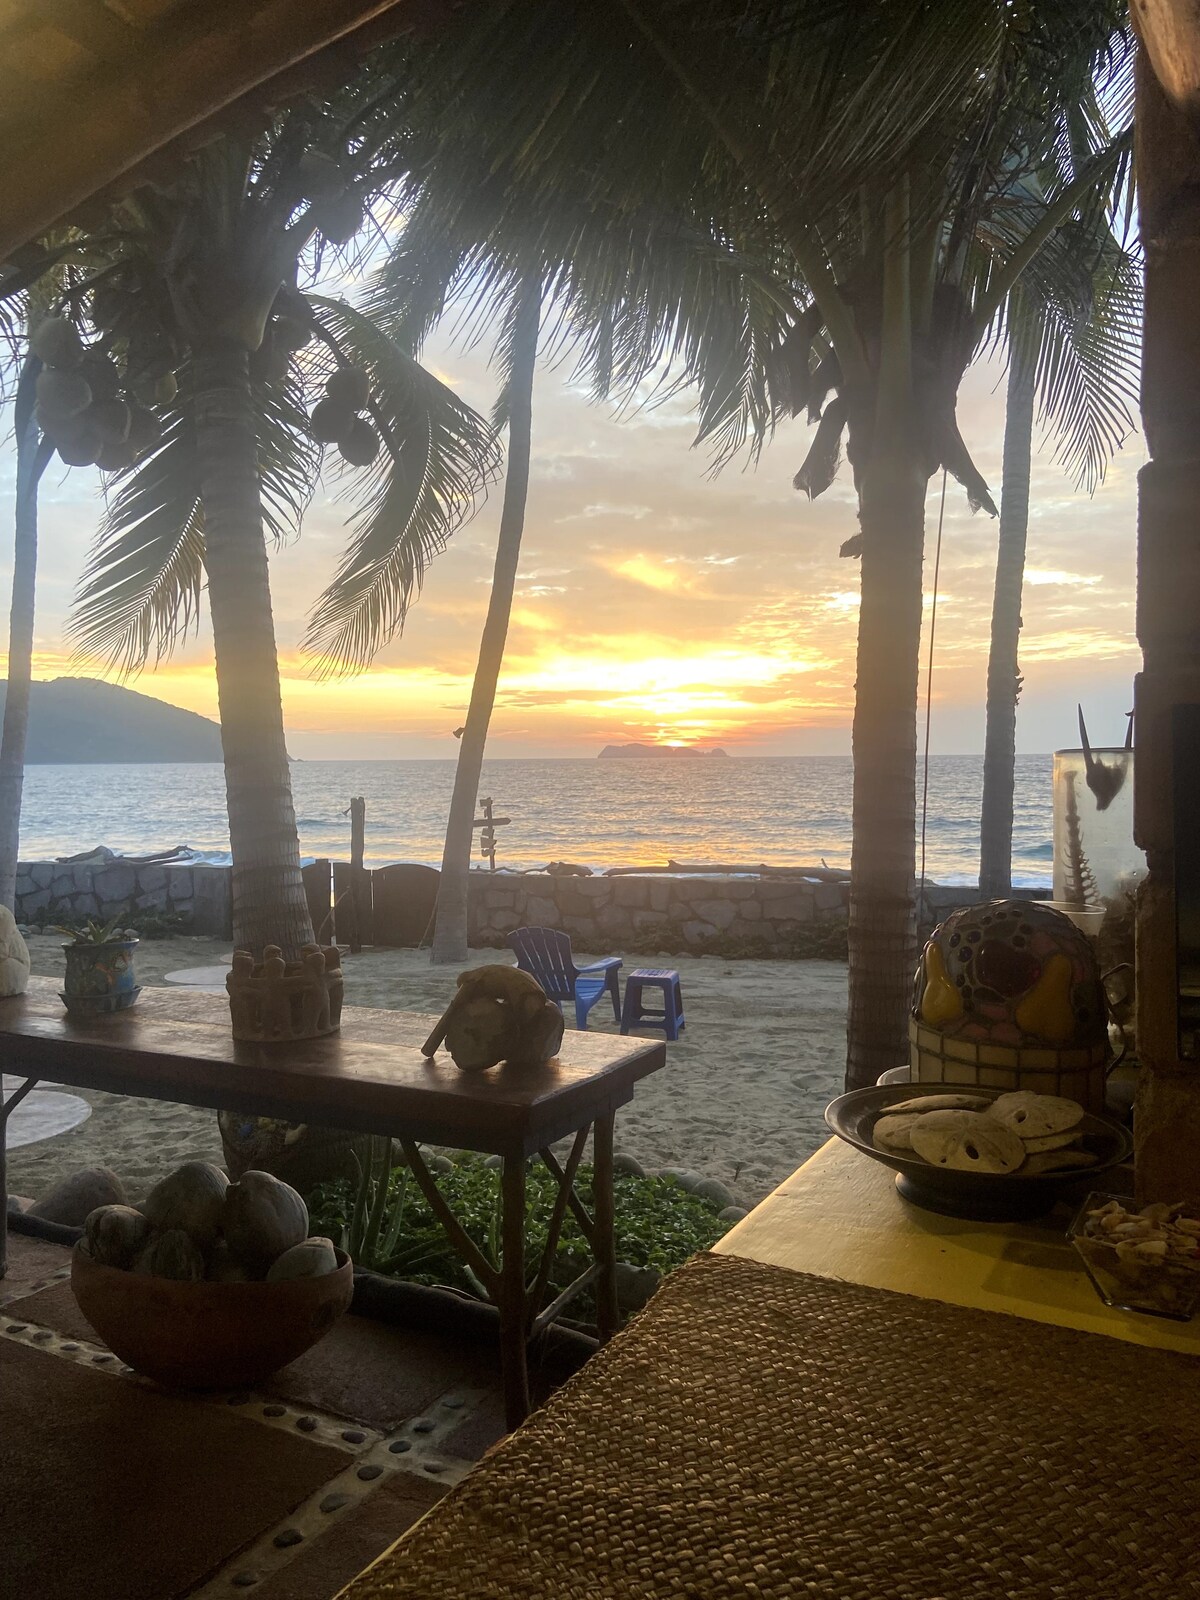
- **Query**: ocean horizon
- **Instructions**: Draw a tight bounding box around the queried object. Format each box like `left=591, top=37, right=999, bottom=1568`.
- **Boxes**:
left=15, top=753, right=1055, bottom=885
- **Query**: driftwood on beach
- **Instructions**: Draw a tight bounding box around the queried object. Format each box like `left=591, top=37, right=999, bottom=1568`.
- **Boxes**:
left=604, top=860, right=852, bottom=882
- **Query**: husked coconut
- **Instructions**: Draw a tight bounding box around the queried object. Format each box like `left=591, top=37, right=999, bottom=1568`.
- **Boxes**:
left=0, top=905, right=30, bottom=995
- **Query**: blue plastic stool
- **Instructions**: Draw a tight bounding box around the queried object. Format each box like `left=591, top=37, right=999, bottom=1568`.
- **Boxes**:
left=620, top=968, right=685, bottom=1041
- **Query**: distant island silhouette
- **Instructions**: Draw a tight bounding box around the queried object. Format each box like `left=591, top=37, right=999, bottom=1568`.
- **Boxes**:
left=598, top=743, right=729, bottom=758
left=0, top=677, right=223, bottom=762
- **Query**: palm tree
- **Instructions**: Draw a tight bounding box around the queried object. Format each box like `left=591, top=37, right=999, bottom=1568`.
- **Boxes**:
left=428, top=275, right=540, bottom=964
left=62, top=112, right=497, bottom=957
left=979, top=241, right=1139, bottom=898
left=0, top=353, right=55, bottom=910
left=367, top=0, right=1131, bottom=1085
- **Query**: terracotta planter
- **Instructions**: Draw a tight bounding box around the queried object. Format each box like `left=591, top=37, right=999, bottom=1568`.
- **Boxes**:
left=70, top=1244, right=353, bottom=1389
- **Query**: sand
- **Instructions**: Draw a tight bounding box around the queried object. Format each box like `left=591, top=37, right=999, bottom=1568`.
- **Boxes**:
left=7, top=935, right=850, bottom=1210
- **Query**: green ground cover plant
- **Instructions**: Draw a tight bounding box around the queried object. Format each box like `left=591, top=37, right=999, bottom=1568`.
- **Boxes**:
left=308, top=1153, right=730, bottom=1313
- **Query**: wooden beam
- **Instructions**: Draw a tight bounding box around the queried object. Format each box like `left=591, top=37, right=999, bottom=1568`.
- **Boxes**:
left=0, top=0, right=416, bottom=260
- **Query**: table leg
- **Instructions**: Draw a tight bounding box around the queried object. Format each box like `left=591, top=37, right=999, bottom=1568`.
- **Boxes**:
left=592, top=1111, right=619, bottom=1342
left=0, top=1077, right=38, bottom=1280
left=498, top=1154, right=530, bottom=1430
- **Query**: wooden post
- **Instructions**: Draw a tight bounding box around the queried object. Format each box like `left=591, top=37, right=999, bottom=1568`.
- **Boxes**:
left=343, top=797, right=366, bottom=955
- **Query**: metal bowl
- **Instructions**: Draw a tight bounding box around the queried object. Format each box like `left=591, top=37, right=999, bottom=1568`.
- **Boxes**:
left=824, top=1083, right=1133, bottom=1221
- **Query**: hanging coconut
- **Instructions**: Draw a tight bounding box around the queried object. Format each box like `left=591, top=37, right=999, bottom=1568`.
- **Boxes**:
left=96, top=439, right=136, bottom=473
left=89, top=283, right=127, bottom=333
left=337, top=416, right=381, bottom=467
left=256, top=337, right=292, bottom=386
left=35, top=366, right=92, bottom=422
left=151, top=370, right=178, bottom=406
left=90, top=396, right=132, bottom=446
left=310, top=396, right=352, bottom=443
left=272, top=315, right=313, bottom=354
left=79, top=351, right=122, bottom=400
left=311, top=190, right=365, bottom=247
left=297, top=148, right=346, bottom=201
left=54, top=417, right=105, bottom=467
left=126, top=406, right=163, bottom=458
left=325, top=365, right=371, bottom=411
left=30, top=315, right=84, bottom=369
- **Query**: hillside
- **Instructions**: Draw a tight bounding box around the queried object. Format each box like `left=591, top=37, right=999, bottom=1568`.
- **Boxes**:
left=0, top=677, right=223, bottom=762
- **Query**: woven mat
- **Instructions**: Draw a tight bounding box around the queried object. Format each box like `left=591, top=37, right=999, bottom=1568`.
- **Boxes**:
left=342, top=1252, right=1200, bottom=1599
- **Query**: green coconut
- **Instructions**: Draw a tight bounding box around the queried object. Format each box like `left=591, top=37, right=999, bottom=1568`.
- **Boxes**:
left=126, top=406, right=163, bottom=458
left=55, top=417, right=105, bottom=468
left=30, top=315, right=84, bottom=369
left=90, top=396, right=132, bottom=446
left=325, top=365, right=371, bottom=412
left=96, top=439, right=136, bottom=474
left=311, top=190, right=365, bottom=247
left=310, top=396, right=353, bottom=443
left=79, top=351, right=122, bottom=400
left=297, top=149, right=346, bottom=201
left=337, top=416, right=381, bottom=467
left=35, top=366, right=92, bottom=422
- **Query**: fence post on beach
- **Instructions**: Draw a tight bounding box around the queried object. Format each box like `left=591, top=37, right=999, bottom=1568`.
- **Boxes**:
left=335, top=797, right=368, bottom=954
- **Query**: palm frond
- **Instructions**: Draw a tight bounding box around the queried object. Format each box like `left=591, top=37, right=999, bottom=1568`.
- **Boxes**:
left=302, top=297, right=501, bottom=674
left=69, top=402, right=206, bottom=676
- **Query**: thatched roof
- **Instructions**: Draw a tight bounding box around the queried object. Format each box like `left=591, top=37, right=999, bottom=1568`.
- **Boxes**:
left=0, top=0, right=431, bottom=260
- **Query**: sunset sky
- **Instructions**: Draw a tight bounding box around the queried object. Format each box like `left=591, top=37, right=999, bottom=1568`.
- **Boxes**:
left=4, top=321, right=1143, bottom=761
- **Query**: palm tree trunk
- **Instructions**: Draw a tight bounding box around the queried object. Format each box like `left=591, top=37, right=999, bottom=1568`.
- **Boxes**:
left=192, top=337, right=313, bottom=958
left=0, top=374, right=49, bottom=912
left=978, top=352, right=1036, bottom=900
left=845, top=449, right=927, bottom=1090
left=431, top=278, right=540, bottom=965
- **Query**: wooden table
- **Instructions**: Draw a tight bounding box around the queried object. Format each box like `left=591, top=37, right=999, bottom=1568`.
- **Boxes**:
left=0, top=978, right=667, bottom=1425
left=714, top=1137, right=1200, bottom=1357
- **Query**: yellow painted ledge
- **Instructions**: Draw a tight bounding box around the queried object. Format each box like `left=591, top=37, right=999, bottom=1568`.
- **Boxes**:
left=715, top=1139, right=1200, bottom=1358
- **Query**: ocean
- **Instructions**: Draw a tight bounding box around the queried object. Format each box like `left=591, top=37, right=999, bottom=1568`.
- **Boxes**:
left=15, top=754, right=1053, bottom=885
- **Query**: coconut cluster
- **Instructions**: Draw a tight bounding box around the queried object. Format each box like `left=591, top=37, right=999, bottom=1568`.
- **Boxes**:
left=309, top=364, right=380, bottom=465
left=298, top=148, right=365, bottom=247
left=80, top=1161, right=339, bottom=1284
left=31, top=315, right=166, bottom=471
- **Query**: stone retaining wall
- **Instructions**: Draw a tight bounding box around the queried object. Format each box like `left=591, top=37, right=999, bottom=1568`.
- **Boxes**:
left=14, top=859, right=232, bottom=936
left=465, top=872, right=1000, bottom=956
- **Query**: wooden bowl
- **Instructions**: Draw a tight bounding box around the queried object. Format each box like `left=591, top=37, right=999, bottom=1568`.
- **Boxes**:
left=70, top=1244, right=354, bottom=1389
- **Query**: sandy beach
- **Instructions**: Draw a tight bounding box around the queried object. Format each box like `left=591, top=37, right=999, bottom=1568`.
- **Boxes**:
left=7, top=935, right=849, bottom=1210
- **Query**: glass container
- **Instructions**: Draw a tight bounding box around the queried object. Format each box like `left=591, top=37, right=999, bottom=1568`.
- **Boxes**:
left=1069, top=1192, right=1200, bottom=1321
left=1052, top=748, right=1145, bottom=914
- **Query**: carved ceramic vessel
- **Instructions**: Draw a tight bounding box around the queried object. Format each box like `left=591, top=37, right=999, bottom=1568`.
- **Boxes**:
left=909, top=899, right=1109, bottom=1111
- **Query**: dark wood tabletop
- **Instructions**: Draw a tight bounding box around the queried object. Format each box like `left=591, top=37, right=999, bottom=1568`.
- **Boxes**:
left=0, top=978, right=668, bottom=1155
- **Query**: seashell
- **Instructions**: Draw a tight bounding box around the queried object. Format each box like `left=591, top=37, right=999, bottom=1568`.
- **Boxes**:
left=83, top=1203, right=152, bottom=1268
left=873, top=1113, right=921, bottom=1152
left=1020, top=1129, right=1081, bottom=1154
left=989, top=1091, right=1083, bottom=1138
left=142, top=1160, right=229, bottom=1248
left=909, top=1110, right=1025, bottom=1175
left=133, top=1228, right=205, bottom=1281
left=223, top=1170, right=308, bottom=1272
left=1020, top=1149, right=1099, bottom=1176
left=266, top=1236, right=339, bottom=1282
left=884, top=1093, right=990, bottom=1114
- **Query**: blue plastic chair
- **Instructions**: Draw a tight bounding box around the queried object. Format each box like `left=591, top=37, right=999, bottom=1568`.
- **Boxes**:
left=506, top=927, right=622, bottom=1030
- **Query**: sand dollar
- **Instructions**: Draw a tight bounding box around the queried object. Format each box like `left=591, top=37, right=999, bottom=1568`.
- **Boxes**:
left=873, top=1113, right=921, bottom=1152
left=990, top=1091, right=1083, bottom=1138
left=1021, top=1148, right=1099, bottom=1176
left=909, top=1110, right=1026, bottom=1175
left=884, top=1093, right=990, bottom=1115
left=1020, top=1129, right=1081, bottom=1154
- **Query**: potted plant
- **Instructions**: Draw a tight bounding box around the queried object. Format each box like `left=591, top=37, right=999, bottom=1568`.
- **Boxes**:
left=59, top=916, right=140, bottom=1016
